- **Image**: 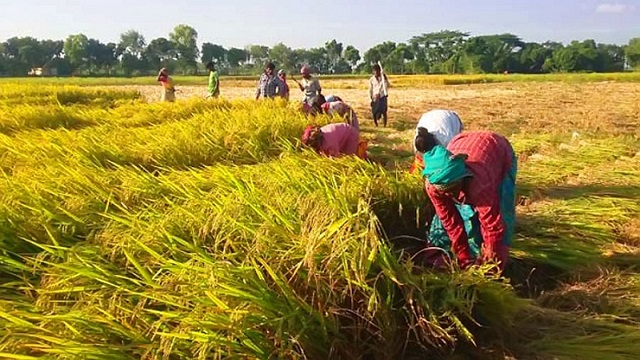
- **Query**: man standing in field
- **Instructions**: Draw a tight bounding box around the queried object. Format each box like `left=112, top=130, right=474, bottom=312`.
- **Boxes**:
left=297, top=66, right=322, bottom=107
left=255, top=62, right=285, bottom=99
left=206, top=62, right=220, bottom=99
left=419, top=131, right=517, bottom=272
left=369, top=64, right=390, bottom=127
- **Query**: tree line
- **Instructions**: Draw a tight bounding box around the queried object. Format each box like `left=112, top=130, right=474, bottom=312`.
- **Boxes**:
left=1, top=25, right=639, bottom=77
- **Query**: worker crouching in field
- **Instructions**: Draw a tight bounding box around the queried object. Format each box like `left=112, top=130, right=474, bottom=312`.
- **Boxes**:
left=419, top=131, right=517, bottom=272
left=414, top=111, right=479, bottom=269
left=320, top=96, right=359, bottom=130
left=157, top=68, right=176, bottom=102
left=301, top=123, right=367, bottom=159
left=411, top=109, right=464, bottom=173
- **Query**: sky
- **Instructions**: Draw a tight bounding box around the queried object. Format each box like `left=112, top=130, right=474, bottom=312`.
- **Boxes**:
left=0, top=0, right=639, bottom=51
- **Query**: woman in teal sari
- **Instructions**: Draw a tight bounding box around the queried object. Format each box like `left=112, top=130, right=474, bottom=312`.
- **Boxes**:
left=415, top=130, right=517, bottom=271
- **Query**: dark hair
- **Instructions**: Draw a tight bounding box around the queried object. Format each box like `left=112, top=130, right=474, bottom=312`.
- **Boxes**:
left=266, top=62, right=275, bottom=70
left=205, top=61, right=215, bottom=70
left=373, top=64, right=381, bottom=72
left=415, top=127, right=437, bottom=153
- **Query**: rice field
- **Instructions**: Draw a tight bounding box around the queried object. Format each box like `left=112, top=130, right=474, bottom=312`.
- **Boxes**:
left=0, top=76, right=639, bottom=359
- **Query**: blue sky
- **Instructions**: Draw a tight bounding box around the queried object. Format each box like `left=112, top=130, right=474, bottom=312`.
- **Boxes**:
left=1, top=0, right=638, bottom=50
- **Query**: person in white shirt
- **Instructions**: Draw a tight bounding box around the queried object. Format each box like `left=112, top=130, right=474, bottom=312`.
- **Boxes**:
left=411, top=109, right=464, bottom=173
left=298, top=66, right=322, bottom=106
left=368, top=64, right=390, bottom=127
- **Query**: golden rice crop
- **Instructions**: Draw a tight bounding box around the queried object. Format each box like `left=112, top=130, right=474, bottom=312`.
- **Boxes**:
left=0, top=81, right=639, bottom=359
left=0, top=83, right=140, bottom=106
left=2, top=71, right=640, bottom=89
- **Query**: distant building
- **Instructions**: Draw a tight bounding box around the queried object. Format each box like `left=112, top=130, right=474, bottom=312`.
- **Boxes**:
left=28, top=67, right=58, bottom=76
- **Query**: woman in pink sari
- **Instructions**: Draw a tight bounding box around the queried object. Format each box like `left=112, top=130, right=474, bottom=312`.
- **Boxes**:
left=301, top=123, right=366, bottom=159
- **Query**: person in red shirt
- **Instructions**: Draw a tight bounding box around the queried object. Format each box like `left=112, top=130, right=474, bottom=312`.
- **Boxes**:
left=420, top=131, right=517, bottom=272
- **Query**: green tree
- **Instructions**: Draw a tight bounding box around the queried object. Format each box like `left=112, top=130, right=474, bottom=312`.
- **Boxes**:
left=269, top=43, right=293, bottom=71
left=145, top=38, right=176, bottom=70
left=482, top=34, right=524, bottom=72
left=517, top=42, right=553, bottom=73
left=362, top=41, right=396, bottom=72
left=170, top=24, right=199, bottom=73
left=1, top=37, right=64, bottom=74
left=596, top=43, right=625, bottom=72
left=226, top=47, right=248, bottom=71
left=63, top=34, right=89, bottom=72
left=40, top=40, right=64, bottom=62
left=324, top=39, right=343, bottom=72
left=118, top=30, right=146, bottom=58
left=86, top=38, right=117, bottom=74
left=343, top=45, right=360, bottom=72
left=459, top=37, right=492, bottom=73
left=573, top=40, right=599, bottom=71
left=385, top=43, right=413, bottom=73
left=117, top=30, right=148, bottom=76
left=201, top=43, right=226, bottom=65
left=544, top=46, right=578, bottom=72
left=409, top=31, right=469, bottom=73
left=626, top=37, right=640, bottom=68
left=247, top=45, right=270, bottom=65
left=298, top=47, right=329, bottom=73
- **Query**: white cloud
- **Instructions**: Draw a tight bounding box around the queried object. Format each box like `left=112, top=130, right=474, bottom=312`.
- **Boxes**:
left=596, top=3, right=636, bottom=13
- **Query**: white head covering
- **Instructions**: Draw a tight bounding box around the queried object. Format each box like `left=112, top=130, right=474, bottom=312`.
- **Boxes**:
left=414, top=110, right=464, bottom=151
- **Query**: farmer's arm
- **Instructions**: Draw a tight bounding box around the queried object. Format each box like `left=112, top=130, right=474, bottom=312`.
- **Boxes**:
left=472, top=190, right=506, bottom=264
